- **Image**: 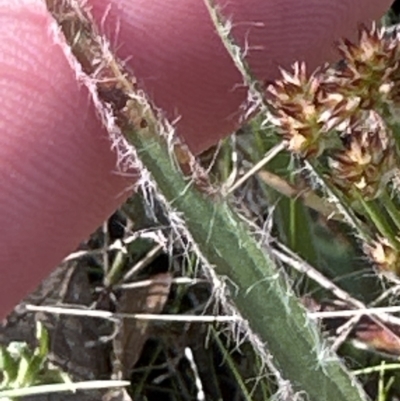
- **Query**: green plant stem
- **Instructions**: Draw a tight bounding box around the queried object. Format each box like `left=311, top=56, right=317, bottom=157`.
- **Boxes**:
left=124, top=125, right=367, bottom=401
left=212, top=329, right=254, bottom=401
left=357, top=193, right=399, bottom=249
left=380, top=189, right=400, bottom=232
left=306, top=161, right=373, bottom=242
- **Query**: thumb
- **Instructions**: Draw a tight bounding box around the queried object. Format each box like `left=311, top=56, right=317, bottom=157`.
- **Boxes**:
left=0, top=0, right=391, bottom=318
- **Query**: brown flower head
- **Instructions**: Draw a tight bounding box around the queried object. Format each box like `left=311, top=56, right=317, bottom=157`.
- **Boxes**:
left=332, top=25, right=400, bottom=111
left=328, top=111, right=397, bottom=200
left=268, top=63, right=354, bottom=158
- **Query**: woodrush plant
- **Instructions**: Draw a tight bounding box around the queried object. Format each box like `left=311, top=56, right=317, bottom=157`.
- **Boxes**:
left=41, top=1, right=400, bottom=401
left=209, top=1, right=400, bottom=359
left=266, top=26, right=400, bottom=279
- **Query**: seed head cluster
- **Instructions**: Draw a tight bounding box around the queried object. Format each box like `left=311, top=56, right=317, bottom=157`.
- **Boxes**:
left=268, top=25, right=400, bottom=201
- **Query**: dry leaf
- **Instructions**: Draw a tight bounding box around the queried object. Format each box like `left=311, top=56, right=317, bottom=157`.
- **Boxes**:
left=112, top=272, right=172, bottom=379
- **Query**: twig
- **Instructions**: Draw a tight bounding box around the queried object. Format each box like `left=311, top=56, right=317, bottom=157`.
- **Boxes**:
left=26, top=304, right=241, bottom=322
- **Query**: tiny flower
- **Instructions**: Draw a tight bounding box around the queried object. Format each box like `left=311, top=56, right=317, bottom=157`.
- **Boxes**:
left=268, top=63, right=347, bottom=158
left=365, top=237, right=400, bottom=276
left=328, top=112, right=397, bottom=200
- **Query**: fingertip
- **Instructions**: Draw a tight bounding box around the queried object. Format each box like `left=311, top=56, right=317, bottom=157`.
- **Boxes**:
left=0, top=0, right=131, bottom=317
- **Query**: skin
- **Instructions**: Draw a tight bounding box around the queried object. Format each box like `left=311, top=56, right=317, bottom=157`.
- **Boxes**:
left=0, top=0, right=392, bottom=319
